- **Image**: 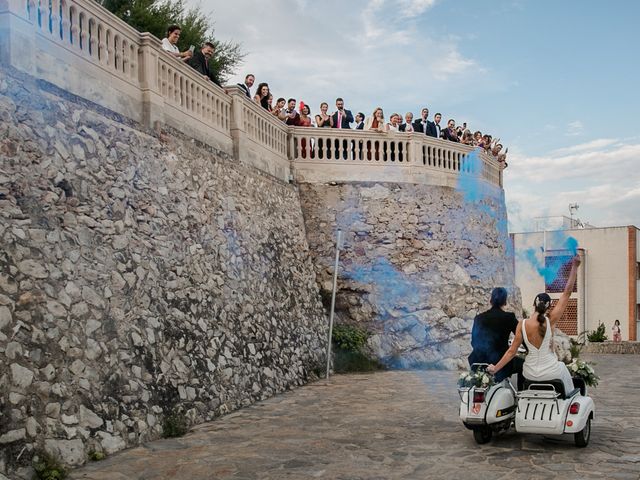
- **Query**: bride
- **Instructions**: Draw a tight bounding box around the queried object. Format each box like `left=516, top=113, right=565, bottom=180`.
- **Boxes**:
left=488, top=255, right=581, bottom=394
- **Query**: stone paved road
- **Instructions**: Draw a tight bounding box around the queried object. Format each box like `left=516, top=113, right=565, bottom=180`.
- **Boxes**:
left=71, top=354, right=640, bottom=480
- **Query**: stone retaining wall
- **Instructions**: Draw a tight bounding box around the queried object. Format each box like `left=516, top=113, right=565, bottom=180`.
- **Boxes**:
left=0, top=67, right=327, bottom=477
left=298, top=182, right=521, bottom=369
left=582, top=342, right=640, bottom=355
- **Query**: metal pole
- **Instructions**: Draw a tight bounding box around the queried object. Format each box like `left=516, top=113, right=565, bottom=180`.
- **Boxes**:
left=326, top=230, right=343, bottom=380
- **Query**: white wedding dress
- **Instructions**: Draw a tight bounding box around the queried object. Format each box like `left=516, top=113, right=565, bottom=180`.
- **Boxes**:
left=522, top=316, right=574, bottom=394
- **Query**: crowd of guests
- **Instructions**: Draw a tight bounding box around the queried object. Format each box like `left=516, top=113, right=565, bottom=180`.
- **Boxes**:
left=161, top=24, right=508, bottom=168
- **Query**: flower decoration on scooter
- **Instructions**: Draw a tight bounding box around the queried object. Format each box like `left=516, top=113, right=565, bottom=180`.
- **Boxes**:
left=457, top=370, right=495, bottom=389
left=567, top=358, right=599, bottom=387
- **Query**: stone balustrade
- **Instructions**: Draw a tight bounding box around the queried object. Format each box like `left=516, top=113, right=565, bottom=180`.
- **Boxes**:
left=0, top=0, right=503, bottom=188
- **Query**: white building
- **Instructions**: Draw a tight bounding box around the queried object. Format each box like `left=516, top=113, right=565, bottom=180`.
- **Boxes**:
left=512, top=225, right=639, bottom=341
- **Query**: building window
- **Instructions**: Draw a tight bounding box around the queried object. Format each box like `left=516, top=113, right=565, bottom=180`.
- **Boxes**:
left=550, top=298, right=578, bottom=335
left=637, top=263, right=640, bottom=280
left=545, top=255, right=577, bottom=293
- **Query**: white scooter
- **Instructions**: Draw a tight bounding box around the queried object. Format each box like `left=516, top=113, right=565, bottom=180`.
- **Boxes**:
left=459, top=363, right=595, bottom=447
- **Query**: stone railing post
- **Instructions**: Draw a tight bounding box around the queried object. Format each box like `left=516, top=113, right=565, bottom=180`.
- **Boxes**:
left=138, top=33, right=165, bottom=129
left=407, top=133, right=423, bottom=166
left=0, top=0, right=36, bottom=75
left=228, top=86, right=248, bottom=161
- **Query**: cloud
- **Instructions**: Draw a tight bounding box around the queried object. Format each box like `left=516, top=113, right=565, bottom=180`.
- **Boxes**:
left=505, top=138, right=640, bottom=231
left=397, top=0, right=438, bottom=18
left=565, top=120, right=584, bottom=136
left=200, top=0, right=482, bottom=118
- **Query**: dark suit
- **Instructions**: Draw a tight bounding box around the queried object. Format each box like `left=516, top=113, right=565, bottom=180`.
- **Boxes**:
left=237, top=83, right=251, bottom=98
left=331, top=110, right=354, bottom=129
left=355, top=121, right=364, bottom=130
left=412, top=119, right=437, bottom=137
left=442, top=127, right=460, bottom=142
left=398, top=123, right=411, bottom=132
left=468, top=307, right=523, bottom=385
left=188, top=51, right=221, bottom=86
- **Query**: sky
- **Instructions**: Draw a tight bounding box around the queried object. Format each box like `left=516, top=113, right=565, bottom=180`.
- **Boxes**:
left=197, top=0, right=640, bottom=232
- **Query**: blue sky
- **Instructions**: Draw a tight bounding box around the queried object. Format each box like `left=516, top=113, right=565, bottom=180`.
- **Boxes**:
left=202, top=0, right=640, bottom=231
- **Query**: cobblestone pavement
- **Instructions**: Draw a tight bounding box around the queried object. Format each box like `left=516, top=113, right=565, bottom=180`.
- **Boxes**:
left=71, top=354, right=640, bottom=480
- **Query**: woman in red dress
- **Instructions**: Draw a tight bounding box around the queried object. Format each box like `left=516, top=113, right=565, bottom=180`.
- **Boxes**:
left=298, top=104, right=314, bottom=158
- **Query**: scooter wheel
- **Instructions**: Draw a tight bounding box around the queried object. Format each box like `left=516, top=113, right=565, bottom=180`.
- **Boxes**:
left=473, top=426, right=493, bottom=444
left=574, top=418, right=591, bottom=447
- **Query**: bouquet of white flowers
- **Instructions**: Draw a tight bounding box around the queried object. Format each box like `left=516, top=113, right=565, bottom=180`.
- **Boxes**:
left=457, top=369, right=495, bottom=389
left=567, top=358, right=599, bottom=387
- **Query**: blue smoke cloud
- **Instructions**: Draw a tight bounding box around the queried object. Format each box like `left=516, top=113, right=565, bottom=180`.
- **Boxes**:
left=520, top=232, right=579, bottom=284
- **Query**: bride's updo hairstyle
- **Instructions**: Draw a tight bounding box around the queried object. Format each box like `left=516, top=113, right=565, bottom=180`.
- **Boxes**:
left=533, top=293, right=552, bottom=337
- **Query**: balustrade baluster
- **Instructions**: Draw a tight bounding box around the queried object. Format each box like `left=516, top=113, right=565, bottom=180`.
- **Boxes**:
left=68, top=6, right=77, bottom=45
left=79, top=12, right=87, bottom=52
left=49, top=0, right=60, bottom=36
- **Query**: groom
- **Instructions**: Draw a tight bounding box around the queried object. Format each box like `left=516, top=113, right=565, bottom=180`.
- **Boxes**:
left=468, top=287, right=524, bottom=389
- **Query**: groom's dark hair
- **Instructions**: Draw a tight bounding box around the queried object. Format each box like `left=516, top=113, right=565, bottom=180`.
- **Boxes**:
left=490, top=287, right=508, bottom=308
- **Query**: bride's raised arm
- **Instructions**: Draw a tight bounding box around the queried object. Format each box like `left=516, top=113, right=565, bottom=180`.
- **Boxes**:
left=549, top=255, right=581, bottom=327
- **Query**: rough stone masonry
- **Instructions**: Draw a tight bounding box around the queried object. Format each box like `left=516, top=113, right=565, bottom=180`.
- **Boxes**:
left=0, top=67, right=328, bottom=477
left=298, top=182, right=521, bottom=369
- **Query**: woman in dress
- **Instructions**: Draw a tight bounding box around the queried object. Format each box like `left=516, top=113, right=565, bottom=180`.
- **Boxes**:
left=314, top=102, right=333, bottom=158
left=488, top=255, right=581, bottom=395
left=315, top=102, right=333, bottom=128
left=298, top=104, right=314, bottom=158
left=364, top=107, right=388, bottom=160
left=612, top=319, right=622, bottom=342
left=387, top=113, right=401, bottom=132
left=272, top=97, right=286, bottom=120
left=253, top=83, right=271, bottom=111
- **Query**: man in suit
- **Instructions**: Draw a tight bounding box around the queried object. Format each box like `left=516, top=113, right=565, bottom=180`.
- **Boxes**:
left=331, top=98, right=354, bottom=129
left=188, top=42, right=221, bottom=86
left=468, top=288, right=523, bottom=388
left=399, top=112, right=414, bottom=132
left=412, top=108, right=437, bottom=137
left=237, top=74, right=254, bottom=99
left=331, top=98, right=354, bottom=159
left=354, top=112, right=365, bottom=130
left=283, top=98, right=300, bottom=126
left=442, top=119, right=460, bottom=142
left=433, top=112, right=443, bottom=138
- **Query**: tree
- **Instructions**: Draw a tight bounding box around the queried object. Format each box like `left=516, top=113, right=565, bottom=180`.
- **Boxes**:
left=98, top=0, right=244, bottom=82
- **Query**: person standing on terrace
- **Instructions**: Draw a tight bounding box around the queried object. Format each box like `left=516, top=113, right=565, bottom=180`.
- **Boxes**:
left=433, top=113, right=443, bottom=138
left=442, top=119, right=460, bottom=142
left=188, top=42, right=220, bottom=86
left=315, top=102, right=334, bottom=128
left=354, top=112, right=365, bottom=130
left=331, top=98, right=354, bottom=129
left=273, top=97, right=286, bottom=120
left=253, top=83, right=271, bottom=111
left=237, top=74, right=254, bottom=99
left=399, top=112, right=414, bottom=132
left=161, top=25, right=193, bottom=62
left=283, top=98, right=300, bottom=126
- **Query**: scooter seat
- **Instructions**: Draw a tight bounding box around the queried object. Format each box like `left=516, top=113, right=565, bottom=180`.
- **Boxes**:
left=522, top=378, right=580, bottom=400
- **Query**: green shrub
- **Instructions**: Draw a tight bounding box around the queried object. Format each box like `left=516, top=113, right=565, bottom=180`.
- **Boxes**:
left=331, top=324, right=385, bottom=373
left=332, top=324, right=369, bottom=353
left=522, top=308, right=529, bottom=319
left=162, top=410, right=189, bottom=438
left=33, top=451, right=67, bottom=480
left=88, top=451, right=105, bottom=461
left=587, top=322, right=608, bottom=343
